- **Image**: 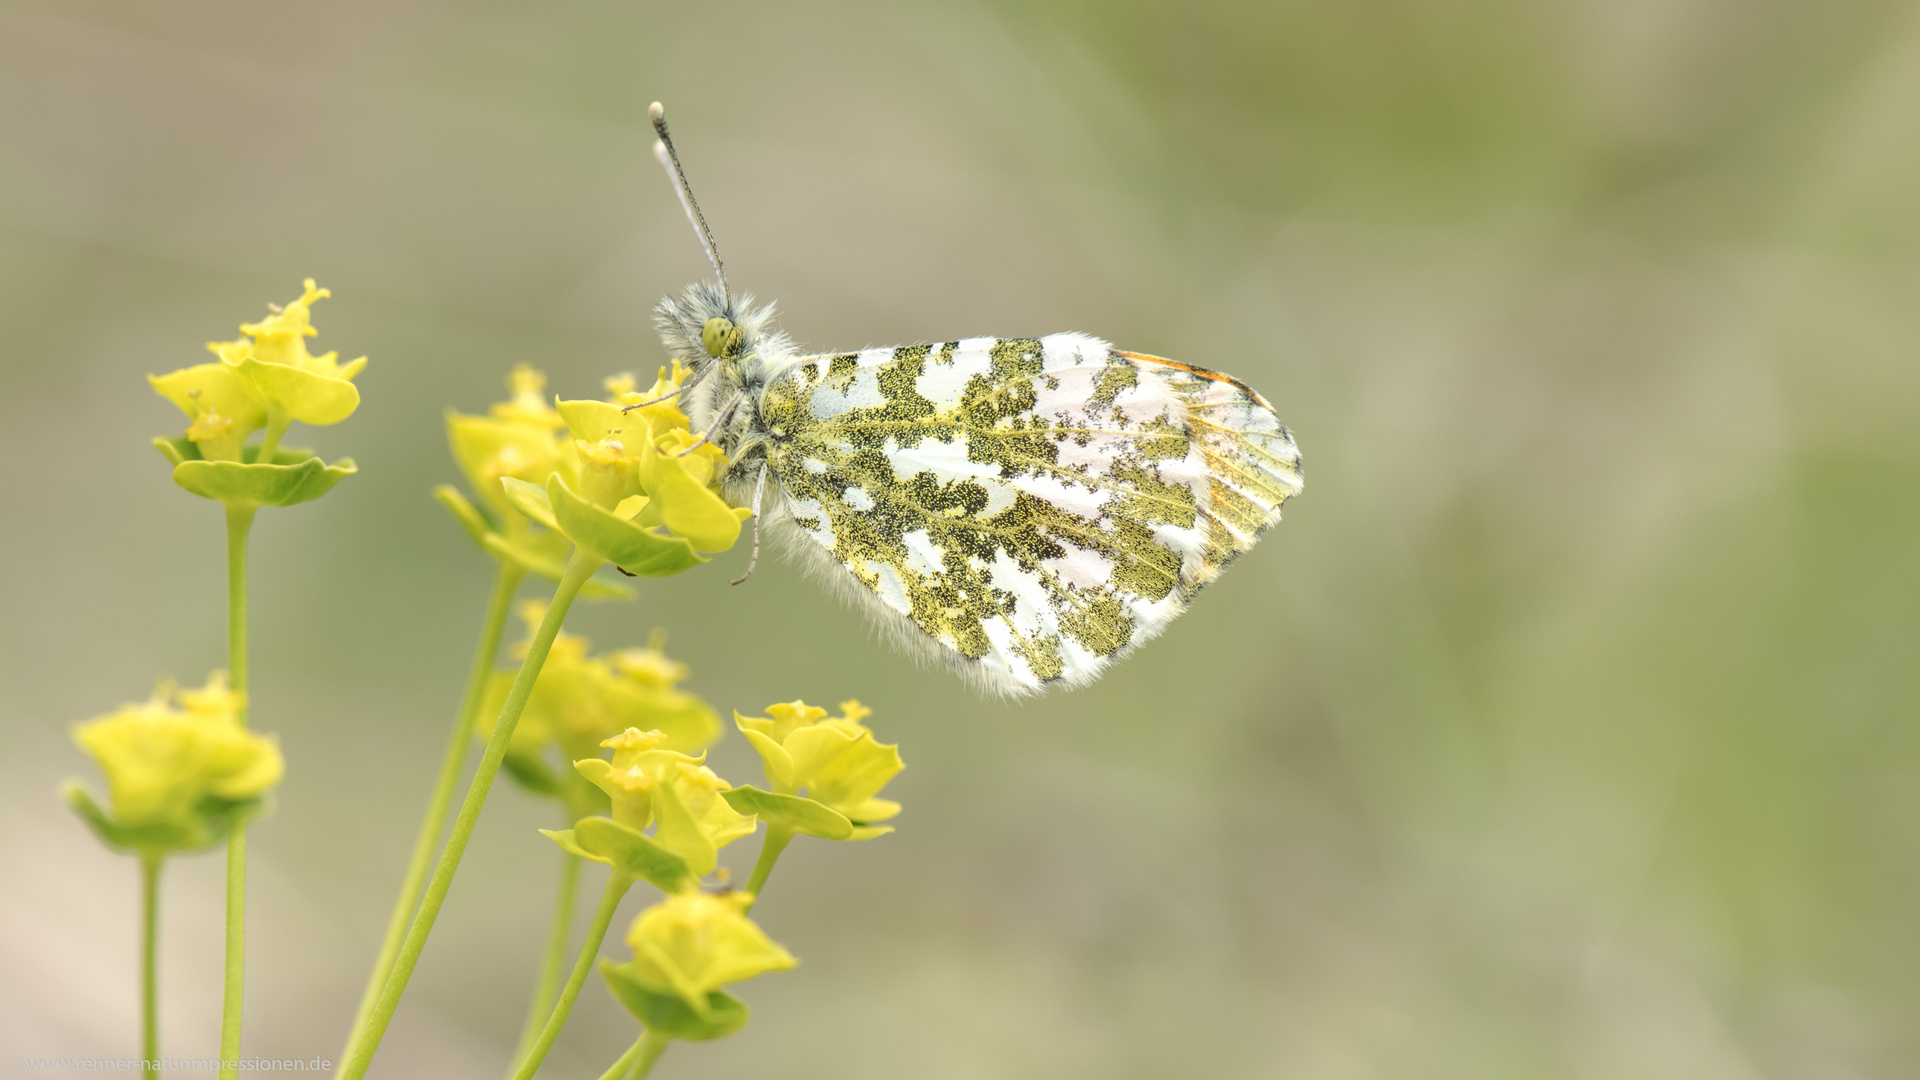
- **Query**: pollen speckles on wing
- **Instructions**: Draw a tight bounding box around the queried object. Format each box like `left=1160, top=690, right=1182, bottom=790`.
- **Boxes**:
left=757, top=333, right=1302, bottom=696
left=809, top=361, right=884, bottom=417
left=913, top=342, right=988, bottom=408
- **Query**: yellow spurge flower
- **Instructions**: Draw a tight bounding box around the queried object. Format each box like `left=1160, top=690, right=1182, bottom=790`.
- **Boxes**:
left=500, top=364, right=572, bottom=430
left=445, top=363, right=570, bottom=525
left=504, top=364, right=748, bottom=566
left=735, top=700, right=902, bottom=832
left=573, top=728, right=754, bottom=876
left=66, top=674, right=283, bottom=850
left=651, top=759, right=757, bottom=876
left=611, top=638, right=689, bottom=687
left=625, top=891, right=796, bottom=1016
left=478, top=604, right=720, bottom=771
left=553, top=367, right=689, bottom=513
left=149, top=362, right=267, bottom=463
left=206, top=279, right=365, bottom=430
left=147, top=281, right=363, bottom=512
left=573, top=728, right=693, bottom=829
left=647, top=427, right=728, bottom=489
left=632, top=431, right=736, bottom=549
left=232, top=280, right=362, bottom=376
left=436, top=364, right=648, bottom=597
left=604, top=365, right=695, bottom=440
left=576, top=436, right=645, bottom=511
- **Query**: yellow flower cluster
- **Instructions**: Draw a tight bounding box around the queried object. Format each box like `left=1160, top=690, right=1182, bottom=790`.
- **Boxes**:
left=532, top=365, right=750, bottom=563
left=445, top=364, right=570, bottom=532
left=575, top=728, right=754, bottom=877
left=478, top=604, right=720, bottom=818
left=573, top=698, right=905, bottom=1034
left=150, top=280, right=365, bottom=462
left=624, top=891, right=796, bottom=1020
left=441, top=363, right=749, bottom=582
left=735, top=700, right=903, bottom=836
left=64, top=674, right=284, bottom=855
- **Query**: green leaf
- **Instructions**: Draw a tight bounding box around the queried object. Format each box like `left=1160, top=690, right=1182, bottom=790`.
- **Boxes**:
left=153, top=436, right=192, bottom=466
left=571, top=815, right=697, bottom=893
left=600, top=960, right=750, bottom=1041
left=561, top=772, right=613, bottom=825
left=720, top=786, right=854, bottom=840
left=486, top=530, right=632, bottom=600
left=248, top=443, right=318, bottom=465
left=153, top=437, right=319, bottom=467
left=503, top=749, right=567, bottom=797
left=540, top=827, right=599, bottom=863
left=170, top=455, right=357, bottom=508
left=433, top=484, right=496, bottom=547
left=436, top=485, right=632, bottom=599
left=235, top=357, right=360, bottom=425
left=500, top=476, right=560, bottom=531
left=546, top=475, right=706, bottom=577
left=61, top=781, right=256, bottom=857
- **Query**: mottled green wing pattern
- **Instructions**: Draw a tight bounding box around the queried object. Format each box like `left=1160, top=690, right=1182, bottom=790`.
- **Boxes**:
left=756, top=333, right=1301, bottom=695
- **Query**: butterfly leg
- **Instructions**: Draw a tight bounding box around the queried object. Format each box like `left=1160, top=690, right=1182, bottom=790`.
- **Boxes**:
left=621, top=355, right=718, bottom=413
left=619, top=385, right=683, bottom=413
left=729, top=461, right=769, bottom=587
left=677, top=389, right=746, bottom=456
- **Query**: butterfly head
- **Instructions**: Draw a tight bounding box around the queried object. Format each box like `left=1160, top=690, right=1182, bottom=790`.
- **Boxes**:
left=702, top=316, right=742, bottom=359
left=651, top=280, right=788, bottom=374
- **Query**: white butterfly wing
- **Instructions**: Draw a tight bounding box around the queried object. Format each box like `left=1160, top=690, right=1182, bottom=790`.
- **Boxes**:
left=756, top=333, right=1302, bottom=696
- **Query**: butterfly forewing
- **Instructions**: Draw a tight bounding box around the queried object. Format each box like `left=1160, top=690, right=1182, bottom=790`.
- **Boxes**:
left=756, top=333, right=1302, bottom=696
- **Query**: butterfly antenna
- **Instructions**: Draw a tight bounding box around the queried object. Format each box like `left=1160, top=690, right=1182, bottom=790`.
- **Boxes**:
left=650, top=101, right=731, bottom=308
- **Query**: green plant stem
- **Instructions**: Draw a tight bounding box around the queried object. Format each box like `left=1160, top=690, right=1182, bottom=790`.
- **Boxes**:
left=598, top=1029, right=669, bottom=1080
left=339, top=549, right=603, bottom=1080
left=509, top=871, right=633, bottom=1080
left=626, top=1029, right=670, bottom=1080
left=140, top=856, right=161, bottom=1078
left=507, top=847, right=581, bottom=1074
left=742, top=824, right=793, bottom=905
left=255, top=416, right=289, bottom=462
left=219, top=829, right=245, bottom=1080
left=219, top=504, right=255, bottom=1080
left=225, top=505, right=254, bottom=707
left=344, top=562, right=524, bottom=1061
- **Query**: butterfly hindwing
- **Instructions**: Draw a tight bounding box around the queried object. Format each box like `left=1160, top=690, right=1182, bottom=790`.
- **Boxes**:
left=755, top=333, right=1302, bottom=696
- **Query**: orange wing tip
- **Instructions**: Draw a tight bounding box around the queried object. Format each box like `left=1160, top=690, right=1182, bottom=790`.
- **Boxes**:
left=1113, top=349, right=1271, bottom=407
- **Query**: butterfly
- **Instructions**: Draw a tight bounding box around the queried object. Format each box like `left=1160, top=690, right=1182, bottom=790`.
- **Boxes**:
left=635, top=103, right=1303, bottom=698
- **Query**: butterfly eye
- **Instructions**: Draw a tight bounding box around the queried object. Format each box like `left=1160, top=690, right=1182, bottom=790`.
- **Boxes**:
left=702, top=317, right=741, bottom=358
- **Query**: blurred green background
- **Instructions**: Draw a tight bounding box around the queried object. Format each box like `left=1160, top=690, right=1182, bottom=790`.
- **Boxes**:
left=4, top=1, right=1919, bottom=1076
